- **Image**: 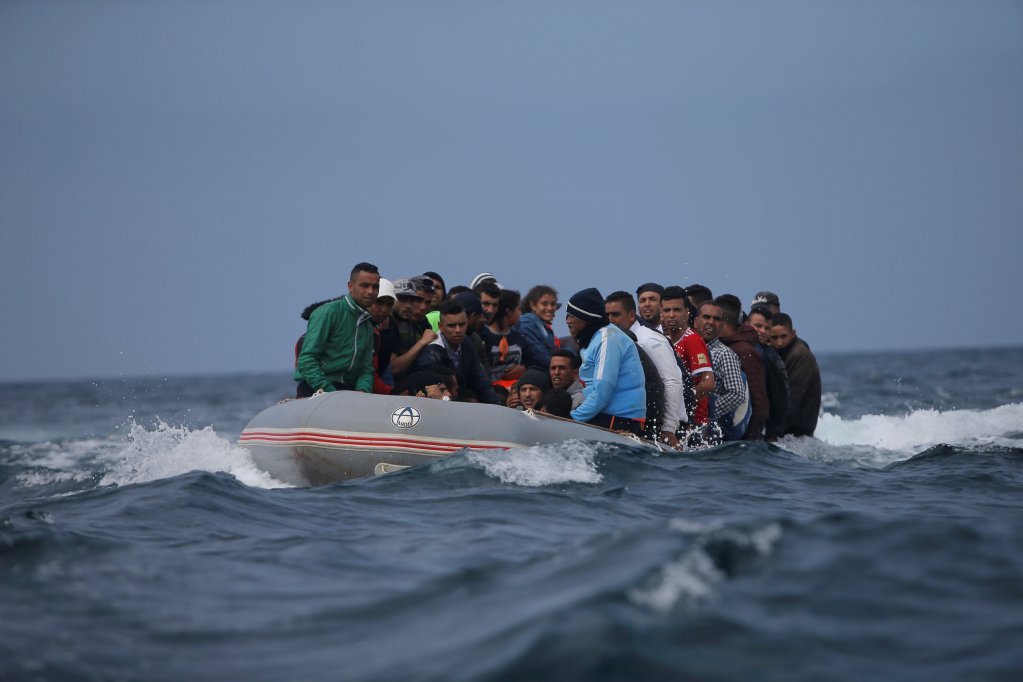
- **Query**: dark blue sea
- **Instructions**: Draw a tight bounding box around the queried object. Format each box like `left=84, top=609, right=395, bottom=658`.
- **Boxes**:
left=2, top=347, right=1022, bottom=681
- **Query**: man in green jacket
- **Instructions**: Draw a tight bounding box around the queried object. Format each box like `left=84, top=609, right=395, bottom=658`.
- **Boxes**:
left=295, top=262, right=380, bottom=397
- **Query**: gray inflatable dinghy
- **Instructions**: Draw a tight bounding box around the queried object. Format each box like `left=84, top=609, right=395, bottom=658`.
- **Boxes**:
left=239, top=391, right=651, bottom=485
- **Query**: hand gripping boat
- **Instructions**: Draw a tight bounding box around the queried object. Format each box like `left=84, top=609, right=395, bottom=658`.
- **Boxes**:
left=238, top=391, right=651, bottom=485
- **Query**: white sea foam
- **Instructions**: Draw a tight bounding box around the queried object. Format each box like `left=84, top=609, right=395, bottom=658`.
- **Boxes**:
left=466, top=439, right=604, bottom=486
left=782, top=403, right=1023, bottom=466
left=97, top=420, right=293, bottom=489
left=630, top=520, right=783, bottom=614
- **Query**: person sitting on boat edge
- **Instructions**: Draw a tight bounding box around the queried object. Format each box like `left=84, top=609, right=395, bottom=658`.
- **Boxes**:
left=381, top=278, right=437, bottom=392
left=509, top=367, right=550, bottom=410
left=605, top=290, right=686, bottom=448
left=294, top=262, right=380, bottom=398
left=747, top=306, right=790, bottom=441
left=414, top=299, right=502, bottom=404
left=564, top=287, right=646, bottom=436
left=769, top=313, right=821, bottom=438
left=716, top=294, right=769, bottom=441
left=369, top=278, right=397, bottom=395
left=695, top=300, right=750, bottom=442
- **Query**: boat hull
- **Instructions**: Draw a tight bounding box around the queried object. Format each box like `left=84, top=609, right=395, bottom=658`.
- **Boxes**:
left=238, top=392, right=645, bottom=485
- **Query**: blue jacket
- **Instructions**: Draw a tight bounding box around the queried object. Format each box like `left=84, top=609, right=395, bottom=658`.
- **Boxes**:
left=517, top=312, right=556, bottom=369
left=571, top=325, right=646, bottom=423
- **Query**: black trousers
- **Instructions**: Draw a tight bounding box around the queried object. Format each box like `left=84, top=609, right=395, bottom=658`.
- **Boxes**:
left=587, top=413, right=644, bottom=437
left=296, top=380, right=352, bottom=399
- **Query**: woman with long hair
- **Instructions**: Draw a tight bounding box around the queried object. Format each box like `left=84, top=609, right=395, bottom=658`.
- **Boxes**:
left=518, top=284, right=560, bottom=368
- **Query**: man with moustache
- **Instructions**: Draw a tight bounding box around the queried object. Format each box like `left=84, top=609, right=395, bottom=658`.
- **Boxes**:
left=294, top=262, right=381, bottom=398
left=382, top=278, right=438, bottom=387
left=635, top=282, right=664, bottom=331
left=695, top=300, right=749, bottom=440
left=661, top=286, right=715, bottom=427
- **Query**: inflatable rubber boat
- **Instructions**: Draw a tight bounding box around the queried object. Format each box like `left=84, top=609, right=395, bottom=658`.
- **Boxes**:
left=239, top=391, right=652, bottom=485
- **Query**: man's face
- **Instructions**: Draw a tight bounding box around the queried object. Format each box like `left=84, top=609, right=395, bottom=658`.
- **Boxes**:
left=549, top=356, right=576, bottom=389
left=467, top=311, right=482, bottom=333
left=696, top=304, right=723, bottom=343
left=440, top=312, right=468, bottom=347
left=429, top=279, right=444, bottom=307
left=412, top=290, right=430, bottom=320
left=604, top=300, right=635, bottom=333
left=518, top=384, right=543, bottom=410
left=480, top=292, right=499, bottom=323
left=769, top=325, right=795, bottom=350
left=748, top=312, right=771, bottom=344
left=565, top=314, right=587, bottom=339
left=637, top=291, right=661, bottom=323
left=660, top=298, right=687, bottom=335
left=369, top=297, right=394, bottom=325
left=348, top=271, right=381, bottom=309
left=393, top=296, right=418, bottom=321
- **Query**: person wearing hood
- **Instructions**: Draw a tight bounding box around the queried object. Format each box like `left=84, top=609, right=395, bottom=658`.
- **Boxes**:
left=294, top=262, right=380, bottom=398
left=565, top=288, right=646, bottom=435
left=716, top=295, right=769, bottom=440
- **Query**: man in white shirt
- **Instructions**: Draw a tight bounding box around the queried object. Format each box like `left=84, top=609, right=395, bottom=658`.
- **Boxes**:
left=605, top=291, right=687, bottom=449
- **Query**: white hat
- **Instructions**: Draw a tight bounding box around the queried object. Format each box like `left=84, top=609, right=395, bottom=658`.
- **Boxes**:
left=469, top=272, right=502, bottom=290
left=377, top=278, right=396, bottom=301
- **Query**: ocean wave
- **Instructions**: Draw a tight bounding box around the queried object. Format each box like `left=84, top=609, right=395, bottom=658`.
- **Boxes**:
left=785, top=403, right=1023, bottom=466
left=629, top=519, right=783, bottom=614
left=465, top=440, right=608, bottom=487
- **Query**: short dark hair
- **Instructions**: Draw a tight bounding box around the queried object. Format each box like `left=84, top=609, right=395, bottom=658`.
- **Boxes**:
left=772, top=312, right=794, bottom=330
left=551, top=348, right=581, bottom=370
left=661, top=285, right=687, bottom=302
left=714, top=295, right=742, bottom=327
left=447, top=285, right=470, bottom=298
left=748, top=306, right=774, bottom=322
left=604, top=290, right=636, bottom=313
left=521, top=285, right=558, bottom=313
left=479, top=284, right=501, bottom=300
left=539, top=389, right=573, bottom=418
left=698, top=300, right=722, bottom=317
left=438, top=299, right=465, bottom=318
left=495, top=289, right=521, bottom=324
left=686, top=284, right=713, bottom=306
left=712, top=294, right=744, bottom=325
left=350, top=262, right=379, bottom=281
left=636, top=282, right=664, bottom=296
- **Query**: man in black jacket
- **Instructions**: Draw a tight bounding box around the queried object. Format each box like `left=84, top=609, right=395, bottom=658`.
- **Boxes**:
left=414, top=300, right=501, bottom=404
left=769, top=313, right=821, bottom=437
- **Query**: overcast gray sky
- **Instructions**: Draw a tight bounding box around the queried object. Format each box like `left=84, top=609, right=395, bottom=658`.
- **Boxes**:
left=2, top=0, right=1021, bottom=382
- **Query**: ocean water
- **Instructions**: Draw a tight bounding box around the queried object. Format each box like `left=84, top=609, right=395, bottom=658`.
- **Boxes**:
left=1, top=347, right=1022, bottom=681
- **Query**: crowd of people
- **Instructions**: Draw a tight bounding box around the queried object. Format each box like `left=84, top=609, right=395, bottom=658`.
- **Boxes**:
left=293, top=262, right=823, bottom=449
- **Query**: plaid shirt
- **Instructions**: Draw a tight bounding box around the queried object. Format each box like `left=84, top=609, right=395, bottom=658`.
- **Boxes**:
left=706, top=338, right=746, bottom=420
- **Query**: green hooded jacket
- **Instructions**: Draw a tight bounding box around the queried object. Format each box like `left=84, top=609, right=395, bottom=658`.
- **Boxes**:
left=294, top=295, right=375, bottom=393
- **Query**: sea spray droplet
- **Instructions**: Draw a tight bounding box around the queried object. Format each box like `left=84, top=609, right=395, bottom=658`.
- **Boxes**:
left=99, top=419, right=292, bottom=489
